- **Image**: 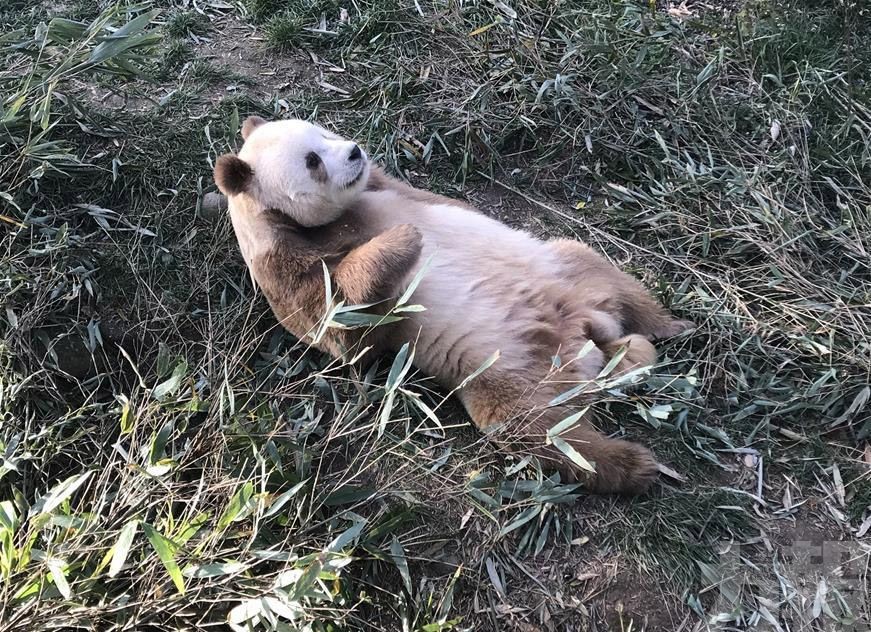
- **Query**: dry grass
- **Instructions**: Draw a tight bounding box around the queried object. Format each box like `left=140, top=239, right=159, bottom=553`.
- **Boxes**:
left=1, top=0, right=869, bottom=630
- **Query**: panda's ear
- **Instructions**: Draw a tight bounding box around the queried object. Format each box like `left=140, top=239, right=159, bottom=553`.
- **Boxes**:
left=214, top=154, right=253, bottom=196
left=241, top=116, right=266, bottom=140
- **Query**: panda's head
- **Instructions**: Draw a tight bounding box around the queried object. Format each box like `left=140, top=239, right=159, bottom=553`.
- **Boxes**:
left=214, top=116, right=370, bottom=227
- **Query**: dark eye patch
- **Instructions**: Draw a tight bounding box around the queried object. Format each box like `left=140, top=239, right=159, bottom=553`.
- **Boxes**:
left=305, top=152, right=321, bottom=170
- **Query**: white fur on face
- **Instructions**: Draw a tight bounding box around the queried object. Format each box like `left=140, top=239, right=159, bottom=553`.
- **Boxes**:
left=238, top=119, right=370, bottom=227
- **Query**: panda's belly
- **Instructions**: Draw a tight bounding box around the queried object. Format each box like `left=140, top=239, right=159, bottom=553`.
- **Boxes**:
left=387, top=203, right=586, bottom=387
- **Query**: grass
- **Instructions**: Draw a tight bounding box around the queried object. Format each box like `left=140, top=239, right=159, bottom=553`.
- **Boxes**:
left=166, top=10, right=211, bottom=39
left=1, top=0, right=869, bottom=630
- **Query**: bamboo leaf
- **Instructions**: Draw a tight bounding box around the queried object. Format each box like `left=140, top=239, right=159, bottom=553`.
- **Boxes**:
left=499, top=505, right=541, bottom=537
left=386, top=343, right=414, bottom=393
left=597, top=344, right=627, bottom=379
left=547, top=407, right=591, bottom=438
left=183, top=561, right=245, bottom=578
left=389, top=537, right=413, bottom=595
left=142, top=523, right=184, bottom=594
left=456, top=350, right=500, bottom=391
left=88, top=10, right=161, bottom=66
left=108, top=519, right=139, bottom=577
left=217, top=482, right=255, bottom=530
left=327, top=519, right=366, bottom=553
left=29, top=471, right=92, bottom=516
left=396, top=253, right=434, bottom=306
left=152, top=361, right=187, bottom=401
left=550, top=436, right=596, bottom=473
left=263, top=480, right=308, bottom=519
left=47, top=558, right=71, bottom=599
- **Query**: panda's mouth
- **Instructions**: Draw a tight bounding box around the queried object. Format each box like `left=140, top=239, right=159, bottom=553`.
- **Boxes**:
left=344, top=165, right=365, bottom=189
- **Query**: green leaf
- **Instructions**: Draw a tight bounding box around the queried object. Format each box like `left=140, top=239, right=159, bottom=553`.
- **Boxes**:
left=183, top=561, right=245, bottom=578
left=393, top=303, right=426, bottom=313
left=142, top=523, right=184, bottom=594
left=228, top=599, right=263, bottom=625
left=145, top=458, right=176, bottom=477
left=548, top=382, right=592, bottom=407
left=455, top=350, right=500, bottom=391
left=88, top=10, right=161, bottom=66
left=326, top=519, right=366, bottom=553
left=152, top=360, right=187, bottom=401
left=437, top=565, right=463, bottom=621
left=653, top=128, right=671, bottom=159
left=1, top=530, right=14, bottom=578
left=696, top=53, right=719, bottom=86
left=597, top=344, right=627, bottom=379
left=217, top=482, right=255, bottom=530
left=499, top=505, right=541, bottom=537
left=330, top=311, right=404, bottom=328
left=2, top=93, right=27, bottom=124
left=833, top=385, right=870, bottom=427
left=379, top=390, right=396, bottom=437
left=31, top=92, right=53, bottom=131
left=547, top=407, right=590, bottom=438
left=467, top=487, right=500, bottom=509
left=322, top=486, right=375, bottom=506
left=0, top=501, right=19, bottom=532
left=396, top=253, right=434, bottom=306
left=386, top=343, right=414, bottom=393
left=148, top=418, right=174, bottom=464
left=47, top=558, right=71, bottom=599
left=320, top=260, right=334, bottom=309
left=550, top=436, right=595, bottom=473
left=292, top=555, right=325, bottom=599
left=175, top=512, right=210, bottom=547
left=647, top=404, right=673, bottom=420
left=534, top=516, right=552, bottom=556
left=108, top=520, right=139, bottom=577
left=46, top=17, right=87, bottom=42
left=263, top=480, right=308, bottom=519
left=390, top=537, right=413, bottom=595
left=312, top=298, right=345, bottom=344
left=156, top=342, right=172, bottom=377
left=29, top=471, right=93, bottom=517
left=485, top=557, right=505, bottom=596
left=402, top=389, right=444, bottom=433
left=575, top=339, right=596, bottom=360
left=119, top=396, right=134, bottom=434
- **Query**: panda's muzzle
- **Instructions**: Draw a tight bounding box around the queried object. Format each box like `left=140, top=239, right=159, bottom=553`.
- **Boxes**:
left=344, top=168, right=364, bottom=189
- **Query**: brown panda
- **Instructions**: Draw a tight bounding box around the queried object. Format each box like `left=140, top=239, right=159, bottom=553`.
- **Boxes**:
left=214, top=116, right=693, bottom=495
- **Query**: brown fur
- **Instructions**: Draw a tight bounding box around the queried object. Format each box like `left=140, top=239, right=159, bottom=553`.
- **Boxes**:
left=459, top=369, right=658, bottom=494
left=242, top=115, right=266, bottom=140
left=215, top=155, right=253, bottom=195
left=217, top=119, right=695, bottom=496
left=365, top=166, right=477, bottom=211
left=245, top=208, right=422, bottom=358
left=548, top=239, right=694, bottom=339
left=604, top=335, right=659, bottom=376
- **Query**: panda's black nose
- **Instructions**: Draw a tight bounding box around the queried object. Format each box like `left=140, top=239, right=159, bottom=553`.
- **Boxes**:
left=348, top=145, right=362, bottom=161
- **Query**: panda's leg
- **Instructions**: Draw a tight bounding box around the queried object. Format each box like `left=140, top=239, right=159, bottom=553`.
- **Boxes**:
left=548, top=239, right=694, bottom=340
left=333, top=224, right=423, bottom=304
left=458, top=372, right=659, bottom=495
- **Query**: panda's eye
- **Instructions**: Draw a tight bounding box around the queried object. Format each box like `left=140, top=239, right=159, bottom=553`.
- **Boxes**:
left=305, top=152, right=321, bottom=170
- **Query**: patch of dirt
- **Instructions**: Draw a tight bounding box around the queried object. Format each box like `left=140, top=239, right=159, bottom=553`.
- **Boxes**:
left=68, top=15, right=314, bottom=116
left=595, top=569, right=687, bottom=631
left=708, top=510, right=871, bottom=631
left=70, top=81, right=157, bottom=114
left=192, top=16, right=315, bottom=106
left=452, top=544, right=687, bottom=632
left=466, top=185, right=544, bottom=233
